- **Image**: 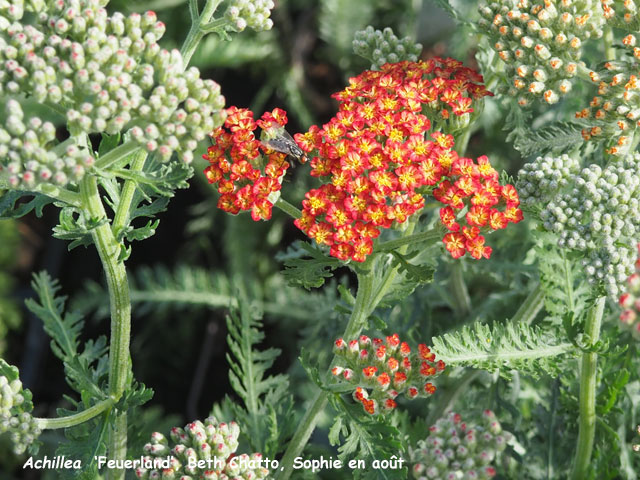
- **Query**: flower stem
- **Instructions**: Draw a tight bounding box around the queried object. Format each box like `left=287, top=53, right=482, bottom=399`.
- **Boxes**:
left=181, top=0, right=224, bottom=67
left=450, top=261, right=471, bottom=317
left=570, top=295, right=606, bottom=480
left=603, top=26, right=615, bottom=61
left=94, top=140, right=142, bottom=171
left=276, top=221, right=433, bottom=480
left=376, top=225, right=445, bottom=252
left=511, top=282, right=544, bottom=325
left=80, top=176, right=132, bottom=480
left=275, top=270, right=375, bottom=480
left=112, top=150, right=147, bottom=238
left=275, top=197, right=302, bottom=219
left=34, top=397, right=115, bottom=430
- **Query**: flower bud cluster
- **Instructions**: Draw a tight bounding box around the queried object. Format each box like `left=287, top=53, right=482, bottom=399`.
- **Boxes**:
left=224, top=0, right=274, bottom=32
left=518, top=153, right=640, bottom=297
left=575, top=35, right=640, bottom=156
left=478, top=0, right=603, bottom=106
left=136, top=416, right=271, bottom=480
left=409, top=410, right=512, bottom=480
left=0, top=0, right=225, bottom=170
left=601, top=0, right=640, bottom=30
left=618, top=243, right=640, bottom=339
left=353, top=26, right=422, bottom=70
left=0, top=100, right=94, bottom=189
left=204, top=107, right=291, bottom=221
left=331, top=334, right=445, bottom=415
left=0, top=375, right=41, bottom=455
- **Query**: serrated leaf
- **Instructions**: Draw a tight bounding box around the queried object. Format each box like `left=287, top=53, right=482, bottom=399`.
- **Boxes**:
left=0, top=191, right=55, bottom=218
left=278, top=241, right=341, bottom=289
left=52, top=207, right=105, bottom=250
left=514, top=121, right=587, bottom=157
left=97, top=133, right=121, bottom=158
left=55, top=412, right=109, bottom=480
left=24, top=271, right=107, bottom=397
left=431, top=321, right=575, bottom=378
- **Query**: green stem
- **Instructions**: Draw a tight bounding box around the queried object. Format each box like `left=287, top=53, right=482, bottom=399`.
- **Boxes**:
left=275, top=270, right=375, bottom=480
left=80, top=176, right=132, bottom=480
left=276, top=220, right=431, bottom=480
left=570, top=295, right=606, bottom=480
left=375, top=225, right=445, bottom=252
left=94, top=140, right=142, bottom=171
left=450, top=261, right=471, bottom=317
left=34, top=398, right=115, bottom=430
left=112, top=150, right=147, bottom=238
left=275, top=197, right=302, bottom=219
left=33, top=184, right=82, bottom=207
left=603, top=26, right=615, bottom=61
left=511, top=282, right=544, bottom=325
left=181, top=0, right=224, bottom=67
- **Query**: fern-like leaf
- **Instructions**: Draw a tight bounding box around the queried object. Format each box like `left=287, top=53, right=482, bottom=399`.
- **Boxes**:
left=276, top=241, right=341, bottom=289
left=328, top=396, right=406, bottom=479
left=225, top=291, right=293, bottom=457
left=536, top=232, right=591, bottom=324
left=514, top=121, right=587, bottom=157
left=25, top=271, right=108, bottom=397
left=431, top=321, right=575, bottom=378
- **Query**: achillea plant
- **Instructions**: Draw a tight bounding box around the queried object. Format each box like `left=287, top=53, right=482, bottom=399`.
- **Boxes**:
left=2, top=1, right=640, bottom=479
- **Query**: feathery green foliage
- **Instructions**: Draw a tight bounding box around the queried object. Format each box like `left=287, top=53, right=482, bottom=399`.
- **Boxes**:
left=431, top=321, right=575, bottom=378
left=224, top=292, right=293, bottom=457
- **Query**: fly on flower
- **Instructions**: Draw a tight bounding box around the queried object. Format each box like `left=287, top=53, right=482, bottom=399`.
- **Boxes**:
left=260, top=129, right=308, bottom=167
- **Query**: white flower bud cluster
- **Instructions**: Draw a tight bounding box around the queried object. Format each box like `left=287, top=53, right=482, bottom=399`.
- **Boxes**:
left=409, top=410, right=512, bottom=480
left=517, top=153, right=581, bottom=206
left=224, top=0, right=275, bottom=33
left=136, top=416, right=271, bottom=480
left=0, top=375, right=41, bottom=455
left=575, top=35, right=640, bottom=156
left=0, top=0, right=226, bottom=170
left=478, top=0, right=603, bottom=106
left=601, top=0, right=640, bottom=30
left=0, top=100, right=94, bottom=189
left=518, top=153, right=640, bottom=297
left=353, top=26, right=422, bottom=70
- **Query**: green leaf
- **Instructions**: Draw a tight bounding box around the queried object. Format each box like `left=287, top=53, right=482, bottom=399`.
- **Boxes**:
left=225, top=289, right=293, bottom=457
left=52, top=207, right=105, bottom=250
left=24, top=271, right=108, bottom=397
left=55, top=410, right=109, bottom=480
left=328, top=396, right=406, bottom=479
left=513, top=121, right=587, bottom=157
left=0, top=191, right=55, bottom=219
left=97, top=133, right=121, bottom=158
left=431, top=321, right=575, bottom=378
left=277, top=241, right=341, bottom=289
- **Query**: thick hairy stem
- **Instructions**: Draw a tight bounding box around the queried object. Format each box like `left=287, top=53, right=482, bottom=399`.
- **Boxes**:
left=80, top=176, right=132, bottom=480
left=570, top=296, right=606, bottom=480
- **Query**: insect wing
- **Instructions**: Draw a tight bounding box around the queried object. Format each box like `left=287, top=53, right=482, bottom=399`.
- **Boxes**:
left=262, top=130, right=306, bottom=163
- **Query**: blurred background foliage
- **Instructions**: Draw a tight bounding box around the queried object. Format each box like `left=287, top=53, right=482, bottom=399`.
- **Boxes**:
left=2, top=0, right=638, bottom=478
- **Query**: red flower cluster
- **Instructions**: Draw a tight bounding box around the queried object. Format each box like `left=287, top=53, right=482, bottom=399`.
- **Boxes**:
left=619, top=243, right=640, bottom=340
left=203, top=107, right=291, bottom=221
left=291, top=58, right=519, bottom=262
left=331, top=333, right=445, bottom=415
left=438, top=157, right=524, bottom=259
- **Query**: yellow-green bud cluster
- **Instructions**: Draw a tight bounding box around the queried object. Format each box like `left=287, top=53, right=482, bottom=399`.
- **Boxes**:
left=409, top=410, right=512, bottom=480
left=0, top=374, right=41, bottom=455
left=0, top=100, right=94, bottom=189
left=478, top=0, right=603, bottom=106
left=0, top=0, right=226, bottom=167
left=575, top=35, right=640, bottom=156
left=518, top=153, right=640, bottom=297
left=224, top=0, right=275, bottom=32
left=601, top=0, right=640, bottom=30
left=136, top=416, right=271, bottom=480
left=353, top=26, right=422, bottom=70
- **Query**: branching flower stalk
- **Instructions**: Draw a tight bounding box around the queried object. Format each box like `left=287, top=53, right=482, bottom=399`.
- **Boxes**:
left=276, top=221, right=434, bottom=480
left=571, top=295, right=606, bottom=480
